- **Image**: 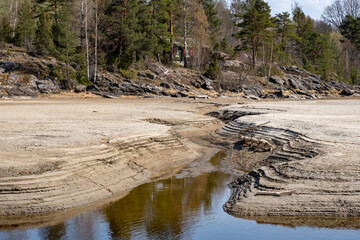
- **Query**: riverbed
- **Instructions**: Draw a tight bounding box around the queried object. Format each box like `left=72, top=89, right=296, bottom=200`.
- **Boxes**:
left=0, top=152, right=359, bottom=240
left=1, top=98, right=360, bottom=238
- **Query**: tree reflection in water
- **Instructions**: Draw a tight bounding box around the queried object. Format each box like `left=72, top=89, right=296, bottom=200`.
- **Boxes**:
left=103, top=171, right=233, bottom=240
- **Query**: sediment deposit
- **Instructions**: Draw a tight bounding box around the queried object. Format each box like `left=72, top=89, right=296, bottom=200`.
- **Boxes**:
left=216, top=99, right=360, bottom=217
left=0, top=98, right=221, bottom=218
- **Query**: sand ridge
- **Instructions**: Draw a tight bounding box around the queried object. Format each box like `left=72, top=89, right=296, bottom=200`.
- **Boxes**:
left=0, top=98, right=223, bottom=218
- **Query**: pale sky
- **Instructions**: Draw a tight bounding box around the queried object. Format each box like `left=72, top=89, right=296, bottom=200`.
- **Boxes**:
left=266, top=0, right=333, bottom=19
left=226, top=0, right=335, bottom=20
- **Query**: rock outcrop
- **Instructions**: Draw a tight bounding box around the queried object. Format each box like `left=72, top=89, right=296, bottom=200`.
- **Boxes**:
left=1, top=48, right=359, bottom=99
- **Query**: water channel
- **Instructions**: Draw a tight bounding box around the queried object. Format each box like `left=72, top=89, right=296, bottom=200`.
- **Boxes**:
left=0, top=152, right=359, bottom=239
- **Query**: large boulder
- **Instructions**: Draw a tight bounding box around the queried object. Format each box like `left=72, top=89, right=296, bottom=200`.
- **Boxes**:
left=0, top=61, right=20, bottom=72
left=160, top=82, right=171, bottom=89
left=6, top=86, right=27, bottom=97
left=340, top=88, right=355, bottom=96
left=75, top=85, right=87, bottom=93
left=223, top=60, right=244, bottom=68
left=288, top=78, right=307, bottom=91
left=148, top=63, right=168, bottom=76
left=201, top=77, right=214, bottom=90
left=19, top=86, right=40, bottom=98
left=269, top=75, right=285, bottom=86
left=36, top=78, right=60, bottom=94
left=242, top=84, right=264, bottom=98
left=7, top=73, right=21, bottom=83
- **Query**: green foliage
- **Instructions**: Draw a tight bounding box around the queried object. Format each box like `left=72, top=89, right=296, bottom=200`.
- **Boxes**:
left=274, top=12, right=294, bottom=51
left=351, top=68, right=359, bottom=84
left=0, top=18, right=12, bottom=44
left=201, top=0, right=222, bottom=49
left=14, top=1, right=36, bottom=50
left=204, top=54, right=220, bottom=80
left=220, top=38, right=228, bottom=52
left=234, top=0, right=273, bottom=67
left=119, top=69, right=137, bottom=79
left=340, top=15, right=360, bottom=50
left=104, top=0, right=142, bottom=69
left=35, top=12, right=55, bottom=55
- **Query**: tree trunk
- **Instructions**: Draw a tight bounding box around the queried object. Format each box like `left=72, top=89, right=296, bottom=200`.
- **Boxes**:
left=262, top=40, right=266, bottom=78
left=9, top=0, right=13, bottom=28
left=94, top=0, right=98, bottom=83
left=85, top=0, right=90, bottom=80
left=12, top=0, right=18, bottom=38
left=183, top=0, right=188, bottom=68
left=66, top=33, right=70, bottom=84
left=54, top=0, right=58, bottom=25
left=170, top=10, right=174, bottom=63
left=252, top=37, right=256, bottom=69
left=80, top=0, right=85, bottom=51
left=268, top=38, right=274, bottom=84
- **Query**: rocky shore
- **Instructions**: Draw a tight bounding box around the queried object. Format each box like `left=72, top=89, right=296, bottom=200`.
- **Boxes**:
left=1, top=48, right=360, bottom=100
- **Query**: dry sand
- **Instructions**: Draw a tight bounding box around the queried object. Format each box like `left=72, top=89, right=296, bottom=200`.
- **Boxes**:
left=0, top=98, right=225, bottom=220
left=1, top=97, right=360, bottom=228
left=220, top=99, right=360, bottom=218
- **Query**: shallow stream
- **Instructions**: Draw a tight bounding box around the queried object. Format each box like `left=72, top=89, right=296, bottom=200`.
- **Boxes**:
left=0, top=152, right=359, bottom=239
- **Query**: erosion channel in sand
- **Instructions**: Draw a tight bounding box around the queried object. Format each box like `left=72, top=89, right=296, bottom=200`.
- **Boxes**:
left=0, top=98, right=226, bottom=227
left=212, top=99, right=360, bottom=220
left=0, top=98, right=360, bottom=230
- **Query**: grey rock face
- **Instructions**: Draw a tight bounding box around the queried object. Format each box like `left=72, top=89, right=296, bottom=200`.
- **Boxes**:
left=148, top=63, right=168, bottom=76
left=19, top=86, right=40, bottom=98
left=36, top=79, right=60, bottom=94
left=269, top=75, right=285, bottom=86
left=75, top=85, right=87, bottom=93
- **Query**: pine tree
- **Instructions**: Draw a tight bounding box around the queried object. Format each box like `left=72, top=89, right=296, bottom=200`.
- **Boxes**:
left=0, top=17, right=12, bottom=45
left=201, top=0, right=222, bottom=49
left=35, top=11, right=54, bottom=55
left=234, top=0, right=273, bottom=68
left=104, top=0, right=142, bottom=70
left=274, top=12, right=293, bottom=52
left=14, top=0, right=36, bottom=51
left=145, top=0, right=173, bottom=63
left=340, top=15, right=360, bottom=50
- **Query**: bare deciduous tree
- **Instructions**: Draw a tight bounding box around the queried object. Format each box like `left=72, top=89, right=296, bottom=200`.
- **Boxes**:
left=322, top=0, right=360, bottom=28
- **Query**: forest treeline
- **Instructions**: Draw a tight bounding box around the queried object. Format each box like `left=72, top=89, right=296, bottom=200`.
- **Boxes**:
left=0, top=0, right=360, bottom=84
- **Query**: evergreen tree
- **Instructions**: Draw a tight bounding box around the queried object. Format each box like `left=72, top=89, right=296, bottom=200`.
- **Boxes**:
left=274, top=12, right=294, bottom=51
left=340, top=15, right=360, bottom=50
left=201, top=0, right=222, bottom=49
left=35, top=11, right=54, bottom=55
left=14, top=0, right=36, bottom=51
left=104, top=0, right=142, bottom=69
left=147, top=0, right=173, bottom=63
left=0, top=18, right=12, bottom=45
left=234, top=0, right=273, bottom=68
left=51, top=1, right=76, bottom=60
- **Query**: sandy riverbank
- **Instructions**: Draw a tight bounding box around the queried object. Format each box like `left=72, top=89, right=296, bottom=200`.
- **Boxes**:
left=0, top=98, right=232, bottom=220
left=218, top=99, right=360, bottom=217
left=1, top=97, right=360, bottom=228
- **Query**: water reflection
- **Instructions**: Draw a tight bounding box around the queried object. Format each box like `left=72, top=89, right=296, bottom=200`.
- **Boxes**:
left=103, top=172, right=233, bottom=240
left=1, top=151, right=360, bottom=240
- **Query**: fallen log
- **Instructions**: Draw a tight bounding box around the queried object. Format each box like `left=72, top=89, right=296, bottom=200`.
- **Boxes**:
left=255, top=190, right=296, bottom=197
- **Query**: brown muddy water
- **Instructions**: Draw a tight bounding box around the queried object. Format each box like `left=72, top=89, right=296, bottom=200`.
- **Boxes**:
left=0, top=152, right=359, bottom=240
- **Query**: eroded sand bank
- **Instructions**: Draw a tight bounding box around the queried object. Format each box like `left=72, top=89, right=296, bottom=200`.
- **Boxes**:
left=1, top=98, right=360, bottom=228
left=217, top=99, right=360, bottom=217
left=0, top=98, right=224, bottom=220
